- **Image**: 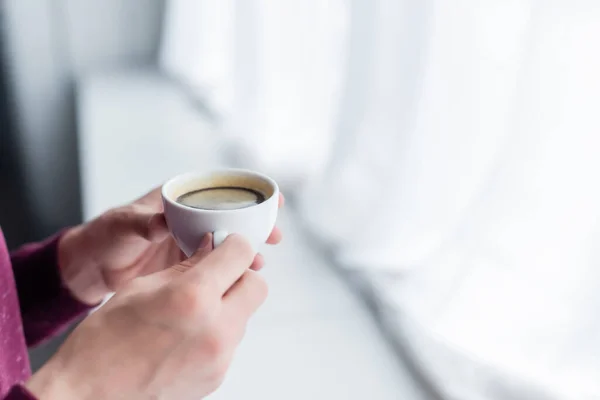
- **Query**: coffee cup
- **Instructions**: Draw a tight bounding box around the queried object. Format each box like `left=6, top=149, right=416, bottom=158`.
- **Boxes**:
left=161, top=168, right=280, bottom=256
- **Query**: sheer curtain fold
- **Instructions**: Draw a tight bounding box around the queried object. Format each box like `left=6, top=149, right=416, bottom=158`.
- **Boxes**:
left=161, top=0, right=349, bottom=184
left=159, top=0, right=600, bottom=398
left=304, top=0, right=532, bottom=270
left=381, top=1, right=600, bottom=398
left=160, top=0, right=235, bottom=114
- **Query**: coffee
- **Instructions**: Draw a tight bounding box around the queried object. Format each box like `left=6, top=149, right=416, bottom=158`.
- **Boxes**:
left=176, top=186, right=266, bottom=210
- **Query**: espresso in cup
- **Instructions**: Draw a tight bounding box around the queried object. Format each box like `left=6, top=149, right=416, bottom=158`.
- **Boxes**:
left=172, top=173, right=271, bottom=211
left=162, top=168, right=279, bottom=255
left=177, top=186, right=266, bottom=210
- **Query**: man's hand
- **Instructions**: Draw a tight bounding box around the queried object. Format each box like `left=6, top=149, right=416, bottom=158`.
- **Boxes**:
left=59, top=188, right=283, bottom=304
left=28, top=235, right=268, bottom=400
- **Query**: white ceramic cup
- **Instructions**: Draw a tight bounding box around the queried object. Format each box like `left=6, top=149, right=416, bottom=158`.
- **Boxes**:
left=161, top=168, right=280, bottom=256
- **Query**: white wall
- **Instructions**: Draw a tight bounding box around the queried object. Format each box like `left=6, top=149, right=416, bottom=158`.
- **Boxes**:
left=1, top=0, right=164, bottom=233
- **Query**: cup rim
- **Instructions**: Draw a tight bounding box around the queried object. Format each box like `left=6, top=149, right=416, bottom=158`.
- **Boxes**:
left=161, top=168, right=279, bottom=214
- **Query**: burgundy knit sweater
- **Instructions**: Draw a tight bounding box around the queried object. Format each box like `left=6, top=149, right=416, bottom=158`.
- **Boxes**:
left=0, top=229, right=92, bottom=399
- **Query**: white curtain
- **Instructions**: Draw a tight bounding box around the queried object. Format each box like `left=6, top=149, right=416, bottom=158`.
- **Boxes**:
left=161, top=0, right=348, bottom=183
left=160, top=0, right=600, bottom=398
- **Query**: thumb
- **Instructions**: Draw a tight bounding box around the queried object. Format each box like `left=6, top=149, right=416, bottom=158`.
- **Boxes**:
left=171, top=233, right=214, bottom=274
left=109, top=208, right=170, bottom=243
left=150, top=233, right=213, bottom=283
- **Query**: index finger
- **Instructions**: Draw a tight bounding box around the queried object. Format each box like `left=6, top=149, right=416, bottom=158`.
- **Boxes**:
left=133, top=186, right=164, bottom=211
left=176, top=234, right=256, bottom=296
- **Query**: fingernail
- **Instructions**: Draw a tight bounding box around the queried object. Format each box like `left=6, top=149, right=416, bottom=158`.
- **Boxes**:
left=199, top=233, right=213, bottom=249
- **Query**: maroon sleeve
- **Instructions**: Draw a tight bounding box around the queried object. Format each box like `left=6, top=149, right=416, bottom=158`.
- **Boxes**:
left=10, top=232, right=93, bottom=347
left=3, top=386, right=36, bottom=400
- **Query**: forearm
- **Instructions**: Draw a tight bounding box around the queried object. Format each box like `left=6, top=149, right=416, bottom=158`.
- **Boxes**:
left=10, top=231, right=94, bottom=346
left=7, top=365, right=81, bottom=400
left=23, top=360, right=81, bottom=400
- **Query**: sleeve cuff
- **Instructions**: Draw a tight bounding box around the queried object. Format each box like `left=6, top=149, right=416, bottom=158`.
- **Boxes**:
left=4, top=386, right=36, bottom=400
left=11, top=231, right=95, bottom=346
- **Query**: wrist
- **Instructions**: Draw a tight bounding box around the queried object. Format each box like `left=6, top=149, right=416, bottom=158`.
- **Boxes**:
left=26, top=359, right=81, bottom=400
left=58, top=226, right=107, bottom=305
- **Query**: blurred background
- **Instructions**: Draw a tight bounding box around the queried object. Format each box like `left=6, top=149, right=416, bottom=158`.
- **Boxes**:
left=1, top=0, right=600, bottom=399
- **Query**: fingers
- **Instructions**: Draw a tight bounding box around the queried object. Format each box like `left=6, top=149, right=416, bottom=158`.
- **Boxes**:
left=176, top=234, right=256, bottom=296
left=222, top=270, right=268, bottom=320
left=264, top=193, right=284, bottom=245
left=266, top=226, right=282, bottom=245
left=170, top=234, right=213, bottom=274
left=250, top=253, right=265, bottom=271
left=148, top=234, right=213, bottom=284
left=143, top=190, right=282, bottom=292
left=133, top=187, right=164, bottom=211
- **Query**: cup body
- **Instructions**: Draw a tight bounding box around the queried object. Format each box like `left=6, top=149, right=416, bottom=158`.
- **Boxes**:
left=162, top=168, right=279, bottom=256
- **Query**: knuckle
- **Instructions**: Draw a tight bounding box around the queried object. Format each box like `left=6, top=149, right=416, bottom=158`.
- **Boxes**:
left=113, top=205, right=136, bottom=221
left=100, top=208, right=121, bottom=230
left=166, top=283, right=214, bottom=319
left=203, top=329, right=229, bottom=361
left=104, top=207, right=131, bottom=233
left=106, top=205, right=152, bottom=238
left=124, top=203, right=145, bottom=215
left=104, top=206, right=124, bottom=218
